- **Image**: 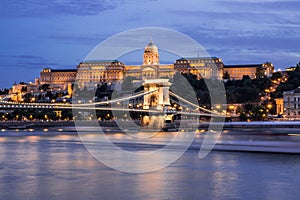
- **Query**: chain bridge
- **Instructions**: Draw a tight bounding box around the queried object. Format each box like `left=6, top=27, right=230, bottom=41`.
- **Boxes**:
left=0, top=79, right=227, bottom=119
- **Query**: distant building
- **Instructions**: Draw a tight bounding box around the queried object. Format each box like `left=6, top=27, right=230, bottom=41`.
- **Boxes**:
left=77, top=41, right=175, bottom=87
left=224, top=62, right=274, bottom=80
left=285, top=66, right=297, bottom=72
left=8, top=80, right=40, bottom=102
left=124, top=41, right=174, bottom=80
left=49, top=42, right=274, bottom=88
left=76, top=60, right=125, bottom=87
left=9, top=82, right=27, bottom=102
left=39, top=68, right=77, bottom=90
left=275, top=98, right=284, bottom=115
left=174, top=57, right=224, bottom=79
left=283, top=87, right=300, bottom=119
left=30, top=41, right=276, bottom=91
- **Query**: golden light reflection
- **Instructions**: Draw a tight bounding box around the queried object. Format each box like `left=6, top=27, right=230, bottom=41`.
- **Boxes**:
left=56, top=135, right=72, bottom=140
left=26, top=136, right=39, bottom=142
left=17, top=139, right=27, bottom=143
left=195, top=129, right=206, bottom=133
left=288, top=134, right=300, bottom=137
left=112, top=133, right=125, bottom=139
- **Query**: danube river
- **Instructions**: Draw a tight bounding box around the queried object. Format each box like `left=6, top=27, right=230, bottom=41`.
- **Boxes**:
left=0, top=128, right=300, bottom=200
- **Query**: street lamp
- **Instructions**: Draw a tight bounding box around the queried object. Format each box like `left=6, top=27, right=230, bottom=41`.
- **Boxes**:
left=267, top=104, right=272, bottom=109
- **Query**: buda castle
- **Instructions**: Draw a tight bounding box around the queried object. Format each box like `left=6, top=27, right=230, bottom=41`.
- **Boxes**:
left=37, top=41, right=274, bottom=90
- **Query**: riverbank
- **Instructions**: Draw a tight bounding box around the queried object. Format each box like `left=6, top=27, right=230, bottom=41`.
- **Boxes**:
left=2, top=120, right=300, bottom=130
left=0, top=125, right=299, bottom=154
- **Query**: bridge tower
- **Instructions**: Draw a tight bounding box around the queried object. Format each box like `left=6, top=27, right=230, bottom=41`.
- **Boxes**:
left=141, top=79, right=176, bottom=130
left=143, top=79, right=171, bottom=111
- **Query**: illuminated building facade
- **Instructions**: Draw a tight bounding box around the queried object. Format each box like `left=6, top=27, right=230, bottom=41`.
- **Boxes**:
left=224, top=62, right=274, bottom=80
left=174, top=57, right=224, bottom=79
left=38, top=41, right=274, bottom=89
left=283, top=87, right=300, bottom=119
left=126, top=41, right=174, bottom=80
left=76, top=60, right=125, bottom=87
left=275, top=98, right=284, bottom=115
left=76, top=41, right=174, bottom=87
left=39, top=68, right=77, bottom=90
left=9, top=82, right=28, bottom=102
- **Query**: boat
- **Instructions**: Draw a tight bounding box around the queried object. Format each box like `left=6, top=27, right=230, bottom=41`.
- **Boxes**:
left=5, top=124, right=34, bottom=130
left=161, top=120, right=178, bottom=132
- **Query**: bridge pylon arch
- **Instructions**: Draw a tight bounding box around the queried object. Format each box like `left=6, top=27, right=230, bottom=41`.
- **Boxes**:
left=143, top=79, right=171, bottom=111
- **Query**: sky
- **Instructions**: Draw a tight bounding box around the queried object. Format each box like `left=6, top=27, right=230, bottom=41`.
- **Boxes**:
left=0, top=0, right=299, bottom=88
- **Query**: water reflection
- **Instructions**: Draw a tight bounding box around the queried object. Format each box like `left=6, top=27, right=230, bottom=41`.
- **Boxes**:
left=0, top=131, right=299, bottom=199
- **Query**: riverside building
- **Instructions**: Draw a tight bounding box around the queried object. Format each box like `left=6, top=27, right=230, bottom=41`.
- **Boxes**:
left=283, top=87, right=300, bottom=119
left=34, top=41, right=274, bottom=90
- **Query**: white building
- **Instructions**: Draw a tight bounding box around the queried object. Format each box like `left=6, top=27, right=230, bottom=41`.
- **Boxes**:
left=283, top=87, right=300, bottom=119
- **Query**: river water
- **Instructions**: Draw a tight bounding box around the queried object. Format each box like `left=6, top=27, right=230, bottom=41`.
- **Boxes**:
left=0, top=129, right=300, bottom=200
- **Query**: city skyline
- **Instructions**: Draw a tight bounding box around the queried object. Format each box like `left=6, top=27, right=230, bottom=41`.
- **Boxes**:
left=0, top=0, right=300, bottom=88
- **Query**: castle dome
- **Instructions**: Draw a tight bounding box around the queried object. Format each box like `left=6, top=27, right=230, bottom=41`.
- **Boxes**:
left=143, top=40, right=159, bottom=65
left=144, top=40, right=158, bottom=54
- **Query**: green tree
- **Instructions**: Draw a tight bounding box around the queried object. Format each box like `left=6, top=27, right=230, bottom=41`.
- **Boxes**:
left=250, top=105, right=268, bottom=121
left=256, top=66, right=264, bottom=79
left=21, top=86, right=27, bottom=93
left=223, top=71, right=230, bottom=79
left=0, top=88, right=9, bottom=95
left=295, top=61, right=300, bottom=71
left=39, top=84, right=50, bottom=91
left=121, top=76, right=136, bottom=91
left=271, top=72, right=282, bottom=80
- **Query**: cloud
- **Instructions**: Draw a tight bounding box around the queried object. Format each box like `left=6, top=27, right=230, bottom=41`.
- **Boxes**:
left=45, top=34, right=104, bottom=46
left=0, top=0, right=121, bottom=18
left=0, top=54, right=59, bottom=69
left=168, top=0, right=300, bottom=40
left=0, top=0, right=299, bottom=88
left=214, top=0, right=300, bottom=9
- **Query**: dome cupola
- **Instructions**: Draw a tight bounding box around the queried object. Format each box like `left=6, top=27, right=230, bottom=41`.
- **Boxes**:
left=143, top=40, right=159, bottom=65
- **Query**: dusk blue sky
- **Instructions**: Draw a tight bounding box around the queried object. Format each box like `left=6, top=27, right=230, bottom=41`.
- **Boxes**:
left=0, top=0, right=299, bottom=88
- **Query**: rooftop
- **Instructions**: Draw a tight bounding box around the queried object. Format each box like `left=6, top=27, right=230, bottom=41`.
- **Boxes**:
left=50, top=69, right=77, bottom=72
left=42, top=68, right=76, bottom=72
left=284, top=87, right=300, bottom=94
left=224, top=64, right=263, bottom=68
left=177, top=57, right=219, bottom=61
left=81, top=60, right=122, bottom=64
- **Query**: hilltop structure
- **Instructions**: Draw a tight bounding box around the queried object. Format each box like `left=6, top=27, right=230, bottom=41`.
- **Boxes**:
left=224, top=63, right=274, bottom=80
left=8, top=41, right=274, bottom=101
